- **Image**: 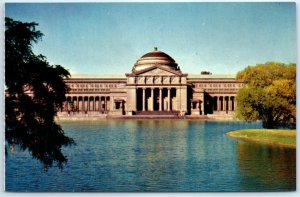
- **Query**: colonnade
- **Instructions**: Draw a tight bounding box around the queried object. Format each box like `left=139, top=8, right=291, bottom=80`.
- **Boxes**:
left=213, top=96, right=237, bottom=112
left=137, top=87, right=177, bottom=111
left=63, top=96, right=111, bottom=112
left=61, top=94, right=237, bottom=114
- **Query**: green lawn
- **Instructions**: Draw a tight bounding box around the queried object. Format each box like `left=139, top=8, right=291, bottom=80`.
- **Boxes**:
left=227, top=129, right=296, bottom=149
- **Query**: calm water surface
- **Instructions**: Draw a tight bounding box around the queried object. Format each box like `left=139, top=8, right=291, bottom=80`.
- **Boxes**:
left=5, top=120, right=296, bottom=192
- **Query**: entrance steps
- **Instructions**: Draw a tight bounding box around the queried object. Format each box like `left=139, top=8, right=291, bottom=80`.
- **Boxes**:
left=135, top=111, right=180, bottom=116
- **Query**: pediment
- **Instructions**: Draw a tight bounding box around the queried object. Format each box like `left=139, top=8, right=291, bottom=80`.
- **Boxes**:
left=139, top=68, right=176, bottom=76
left=134, top=66, right=182, bottom=76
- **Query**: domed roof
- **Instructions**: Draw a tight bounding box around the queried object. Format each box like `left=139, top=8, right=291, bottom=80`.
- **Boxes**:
left=132, top=48, right=180, bottom=72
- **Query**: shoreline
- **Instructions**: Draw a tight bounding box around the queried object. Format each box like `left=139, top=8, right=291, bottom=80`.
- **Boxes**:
left=55, top=114, right=240, bottom=121
left=227, top=129, right=296, bottom=149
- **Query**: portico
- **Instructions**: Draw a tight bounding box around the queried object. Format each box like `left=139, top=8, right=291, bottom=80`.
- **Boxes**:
left=125, top=49, right=188, bottom=115
left=136, top=87, right=177, bottom=112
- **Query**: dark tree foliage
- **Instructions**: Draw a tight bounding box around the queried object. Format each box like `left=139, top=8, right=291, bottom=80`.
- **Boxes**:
left=5, top=17, right=74, bottom=169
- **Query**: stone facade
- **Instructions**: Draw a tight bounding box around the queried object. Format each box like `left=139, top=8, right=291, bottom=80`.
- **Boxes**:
left=58, top=49, right=243, bottom=117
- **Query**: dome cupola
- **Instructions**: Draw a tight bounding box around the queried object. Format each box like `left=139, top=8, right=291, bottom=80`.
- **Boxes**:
left=132, top=48, right=180, bottom=72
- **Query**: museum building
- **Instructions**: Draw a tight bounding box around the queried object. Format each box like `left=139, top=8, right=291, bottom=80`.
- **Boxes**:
left=59, top=48, right=243, bottom=117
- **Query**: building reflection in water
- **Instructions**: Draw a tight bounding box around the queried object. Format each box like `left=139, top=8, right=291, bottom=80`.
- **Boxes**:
left=127, top=120, right=190, bottom=190
left=236, top=141, right=296, bottom=191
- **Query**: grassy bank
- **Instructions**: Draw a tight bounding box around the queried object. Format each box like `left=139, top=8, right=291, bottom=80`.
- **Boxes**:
left=227, top=129, right=296, bottom=149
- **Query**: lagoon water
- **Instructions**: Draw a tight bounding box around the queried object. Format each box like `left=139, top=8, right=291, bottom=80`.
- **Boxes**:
left=5, top=120, right=296, bottom=192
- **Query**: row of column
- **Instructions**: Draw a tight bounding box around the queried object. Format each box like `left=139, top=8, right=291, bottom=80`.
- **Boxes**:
left=64, top=96, right=109, bottom=112
left=139, top=87, right=175, bottom=111
left=214, top=96, right=237, bottom=111
left=63, top=94, right=236, bottom=113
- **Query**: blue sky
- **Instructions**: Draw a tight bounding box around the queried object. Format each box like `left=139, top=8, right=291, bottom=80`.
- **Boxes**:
left=5, top=2, right=296, bottom=75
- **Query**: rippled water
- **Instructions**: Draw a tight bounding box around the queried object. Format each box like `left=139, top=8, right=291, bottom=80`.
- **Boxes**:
left=5, top=120, right=296, bottom=192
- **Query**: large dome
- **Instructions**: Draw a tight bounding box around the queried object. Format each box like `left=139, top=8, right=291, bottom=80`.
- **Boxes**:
left=132, top=48, right=180, bottom=72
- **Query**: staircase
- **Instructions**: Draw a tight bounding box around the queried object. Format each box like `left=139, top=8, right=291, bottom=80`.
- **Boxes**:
left=135, top=111, right=180, bottom=116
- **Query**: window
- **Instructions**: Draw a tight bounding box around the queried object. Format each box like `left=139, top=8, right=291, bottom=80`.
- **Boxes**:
left=116, top=102, right=121, bottom=109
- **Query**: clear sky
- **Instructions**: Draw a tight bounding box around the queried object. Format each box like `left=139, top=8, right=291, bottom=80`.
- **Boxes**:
left=5, top=2, right=296, bottom=75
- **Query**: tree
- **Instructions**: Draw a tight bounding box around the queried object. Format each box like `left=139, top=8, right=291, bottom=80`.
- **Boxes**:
left=236, top=62, right=296, bottom=129
left=5, top=17, right=74, bottom=169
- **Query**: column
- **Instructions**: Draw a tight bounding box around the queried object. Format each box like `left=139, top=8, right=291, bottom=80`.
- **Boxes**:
left=111, top=96, right=114, bottom=110
left=159, top=88, right=162, bottom=111
left=201, top=100, right=204, bottom=115
left=77, top=97, right=81, bottom=111
left=76, top=97, right=79, bottom=111
left=89, top=97, right=92, bottom=111
left=223, top=96, right=227, bottom=111
left=177, top=87, right=181, bottom=111
left=142, top=88, right=145, bottom=111
left=71, top=97, right=73, bottom=111
left=86, top=97, right=89, bottom=111
left=73, top=97, right=76, bottom=111
left=174, top=88, right=177, bottom=111
left=74, top=96, right=78, bottom=111
left=61, top=101, right=64, bottom=112
left=99, top=97, right=102, bottom=111
left=66, top=99, right=69, bottom=111
left=63, top=101, right=67, bottom=111
left=92, top=97, right=95, bottom=111
left=90, top=97, right=93, bottom=111
left=93, top=97, right=95, bottom=111
left=167, top=88, right=171, bottom=111
left=229, top=97, right=232, bottom=111
left=82, top=97, right=84, bottom=112
left=66, top=98, right=69, bottom=111
left=218, top=97, right=221, bottom=111
left=215, top=97, right=218, bottom=111
left=151, top=88, right=154, bottom=111
left=95, top=97, right=98, bottom=111
left=104, top=96, right=107, bottom=111
left=234, top=97, right=237, bottom=111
